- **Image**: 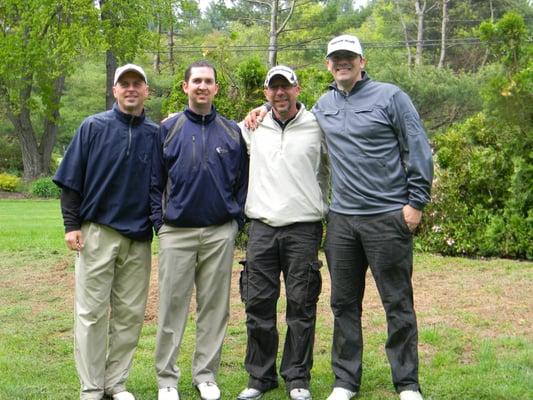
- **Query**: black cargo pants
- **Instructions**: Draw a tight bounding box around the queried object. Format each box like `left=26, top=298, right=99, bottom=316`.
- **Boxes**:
left=239, top=219, right=323, bottom=392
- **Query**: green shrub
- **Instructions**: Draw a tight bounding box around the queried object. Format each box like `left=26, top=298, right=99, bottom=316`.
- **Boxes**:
left=0, top=135, right=23, bottom=173
left=30, top=177, right=61, bottom=198
left=417, top=115, right=532, bottom=260
left=417, top=14, right=533, bottom=260
left=0, top=173, right=21, bottom=192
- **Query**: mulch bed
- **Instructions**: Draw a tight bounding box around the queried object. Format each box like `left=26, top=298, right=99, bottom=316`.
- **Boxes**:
left=0, top=190, right=28, bottom=199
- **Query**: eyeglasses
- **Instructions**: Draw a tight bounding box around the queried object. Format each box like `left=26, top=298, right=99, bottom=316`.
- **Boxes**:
left=266, top=84, right=293, bottom=91
left=328, top=52, right=359, bottom=61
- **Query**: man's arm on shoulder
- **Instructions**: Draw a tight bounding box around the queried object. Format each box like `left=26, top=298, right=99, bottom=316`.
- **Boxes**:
left=243, top=104, right=269, bottom=130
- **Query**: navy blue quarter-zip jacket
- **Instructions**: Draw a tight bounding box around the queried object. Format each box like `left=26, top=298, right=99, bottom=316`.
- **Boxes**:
left=53, top=103, right=158, bottom=241
left=150, top=106, right=248, bottom=232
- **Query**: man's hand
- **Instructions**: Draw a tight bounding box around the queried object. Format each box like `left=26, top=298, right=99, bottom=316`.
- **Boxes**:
left=65, top=230, right=84, bottom=251
left=244, top=106, right=268, bottom=130
left=402, top=204, right=422, bottom=233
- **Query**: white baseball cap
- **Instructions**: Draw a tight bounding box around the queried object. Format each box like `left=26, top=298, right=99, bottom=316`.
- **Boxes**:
left=264, top=65, right=298, bottom=87
left=326, top=35, right=364, bottom=57
left=113, top=64, right=148, bottom=85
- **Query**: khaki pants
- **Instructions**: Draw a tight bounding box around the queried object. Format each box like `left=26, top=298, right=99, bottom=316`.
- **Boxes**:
left=155, top=220, right=237, bottom=389
left=74, top=222, right=151, bottom=400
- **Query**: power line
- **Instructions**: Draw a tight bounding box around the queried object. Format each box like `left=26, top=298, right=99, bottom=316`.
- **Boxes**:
left=144, top=36, right=531, bottom=54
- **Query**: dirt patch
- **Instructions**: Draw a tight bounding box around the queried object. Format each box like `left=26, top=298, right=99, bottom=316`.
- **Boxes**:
left=7, top=251, right=532, bottom=343
left=144, top=253, right=533, bottom=341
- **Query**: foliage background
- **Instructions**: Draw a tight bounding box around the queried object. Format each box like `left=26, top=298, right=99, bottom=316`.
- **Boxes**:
left=0, top=0, right=531, bottom=258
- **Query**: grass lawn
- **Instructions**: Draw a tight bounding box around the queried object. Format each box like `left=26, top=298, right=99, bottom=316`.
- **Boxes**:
left=0, top=199, right=532, bottom=400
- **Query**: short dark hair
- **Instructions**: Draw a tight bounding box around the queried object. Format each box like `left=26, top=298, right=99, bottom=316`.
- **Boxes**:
left=184, top=61, right=217, bottom=83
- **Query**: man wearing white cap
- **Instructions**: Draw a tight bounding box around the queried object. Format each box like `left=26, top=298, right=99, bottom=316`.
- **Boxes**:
left=245, top=35, right=432, bottom=400
left=54, top=64, right=158, bottom=400
left=236, top=66, right=329, bottom=400
left=313, top=35, right=432, bottom=400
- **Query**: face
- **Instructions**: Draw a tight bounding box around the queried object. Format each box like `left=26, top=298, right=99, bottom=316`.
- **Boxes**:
left=326, top=51, right=365, bottom=90
left=264, top=76, right=300, bottom=120
left=112, top=71, right=148, bottom=116
left=182, top=66, right=219, bottom=114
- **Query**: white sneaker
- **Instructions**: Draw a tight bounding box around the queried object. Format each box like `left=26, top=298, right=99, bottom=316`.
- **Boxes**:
left=158, top=387, right=179, bottom=400
left=399, top=390, right=424, bottom=400
left=290, top=388, right=311, bottom=400
left=197, top=382, right=221, bottom=400
left=326, top=387, right=358, bottom=400
left=112, top=392, right=135, bottom=400
left=237, top=387, right=263, bottom=400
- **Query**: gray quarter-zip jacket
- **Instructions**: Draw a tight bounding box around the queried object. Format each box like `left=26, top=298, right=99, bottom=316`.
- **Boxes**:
left=312, top=72, right=433, bottom=215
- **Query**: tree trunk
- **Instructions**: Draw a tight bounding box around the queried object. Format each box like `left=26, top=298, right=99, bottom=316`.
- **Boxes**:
left=395, top=0, right=412, bottom=69
left=415, top=0, right=426, bottom=66
left=6, top=75, right=66, bottom=181
left=154, top=19, right=162, bottom=74
left=438, top=0, right=449, bottom=69
left=268, top=0, right=279, bottom=68
left=99, top=0, right=117, bottom=109
left=9, top=114, right=42, bottom=182
left=105, top=49, right=117, bottom=109
left=169, top=22, right=175, bottom=75
left=41, top=75, right=66, bottom=173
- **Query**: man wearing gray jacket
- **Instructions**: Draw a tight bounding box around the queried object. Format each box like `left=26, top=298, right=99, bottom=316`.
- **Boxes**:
left=313, top=35, right=433, bottom=400
left=237, top=66, right=329, bottom=400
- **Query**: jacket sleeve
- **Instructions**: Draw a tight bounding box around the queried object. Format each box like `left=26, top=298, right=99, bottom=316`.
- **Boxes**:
left=149, top=124, right=168, bottom=233
left=235, top=130, right=250, bottom=229
left=317, top=128, right=331, bottom=208
left=53, top=119, right=92, bottom=230
left=237, top=121, right=252, bottom=155
left=388, top=90, right=434, bottom=210
left=60, top=187, right=82, bottom=232
left=53, top=120, right=91, bottom=194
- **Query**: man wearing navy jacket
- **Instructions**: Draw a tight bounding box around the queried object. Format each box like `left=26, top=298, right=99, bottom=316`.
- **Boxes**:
left=151, top=60, right=248, bottom=400
left=54, top=64, right=158, bottom=400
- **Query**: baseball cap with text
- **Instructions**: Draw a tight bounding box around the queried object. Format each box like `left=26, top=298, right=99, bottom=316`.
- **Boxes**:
left=113, top=64, right=148, bottom=85
left=264, top=65, right=298, bottom=87
left=326, top=35, right=364, bottom=57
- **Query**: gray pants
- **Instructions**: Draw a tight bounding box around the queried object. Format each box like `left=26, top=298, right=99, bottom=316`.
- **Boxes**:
left=155, top=220, right=238, bottom=388
left=75, top=222, right=151, bottom=400
left=325, top=210, right=420, bottom=394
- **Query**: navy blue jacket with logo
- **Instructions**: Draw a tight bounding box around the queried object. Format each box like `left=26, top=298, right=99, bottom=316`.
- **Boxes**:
left=150, top=106, right=248, bottom=232
left=53, top=103, right=158, bottom=241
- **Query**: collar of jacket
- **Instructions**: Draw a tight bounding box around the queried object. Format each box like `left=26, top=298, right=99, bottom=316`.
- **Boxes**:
left=184, top=106, right=217, bottom=125
left=112, top=103, right=146, bottom=126
left=328, top=70, right=370, bottom=96
left=271, top=102, right=302, bottom=128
